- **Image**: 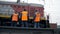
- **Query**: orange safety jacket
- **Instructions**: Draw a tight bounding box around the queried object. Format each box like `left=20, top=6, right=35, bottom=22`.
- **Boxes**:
left=34, top=13, right=41, bottom=22
left=21, top=11, right=28, bottom=21
left=12, top=13, right=18, bottom=21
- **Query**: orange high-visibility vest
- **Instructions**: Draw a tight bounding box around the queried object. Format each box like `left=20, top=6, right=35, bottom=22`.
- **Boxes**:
left=12, top=13, right=18, bottom=21
left=21, top=11, right=28, bottom=21
left=34, top=13, right=41, bottom=22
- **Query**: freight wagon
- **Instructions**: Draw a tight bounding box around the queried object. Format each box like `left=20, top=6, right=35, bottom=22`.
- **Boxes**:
left=0, top=1, right=50, bottom=28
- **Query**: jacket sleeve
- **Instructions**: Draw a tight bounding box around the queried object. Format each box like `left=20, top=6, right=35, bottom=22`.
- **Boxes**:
left=11, top=14, right=13, bottom=20
left=33, top=14, right=36, bottom=21
left=18, top=12, right=22, bottom=21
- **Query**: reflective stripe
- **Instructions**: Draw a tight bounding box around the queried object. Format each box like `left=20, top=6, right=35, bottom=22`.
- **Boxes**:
left=21, top=11, right=28, bottom=21
left=12, top=13, right=18, bottom=21
left=34, top=14, right=40, bottom=22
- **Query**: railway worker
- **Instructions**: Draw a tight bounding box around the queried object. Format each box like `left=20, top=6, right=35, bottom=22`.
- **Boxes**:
left=34, top=10, right=41, bottom=28
left=21, top=9, right=28, bottom=27
left=11, top=11, right=19, bottom=27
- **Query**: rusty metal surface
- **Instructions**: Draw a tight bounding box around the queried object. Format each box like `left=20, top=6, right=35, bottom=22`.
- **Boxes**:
left=50, top=23, right=57, bottom=29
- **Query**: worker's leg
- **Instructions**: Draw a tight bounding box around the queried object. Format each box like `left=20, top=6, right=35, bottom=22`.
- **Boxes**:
left=19, top=20, right=21, bottom=27
left=21, top=21, right=28, bottom=27
left=25, top=21, right=28, bottom=27
left=11, top=21, right=14, bottom=26
left=38, top=22, right=40, bottom=28
left=22, top=21, right=28, bottom=27
left=14, top=21, right=17, bottom=27
left=24, top=21, right=26, bottom=27
left=21, top=21, right=24, bottom=27
left=35, top=22, right=39, bottom=28
left=36, top=23, right=38, bottom=28
left=11, top=21, right=16, bottom=27
left=0, top=21, right=1, bottom=26
left=34, top=22, right=36, bottom=28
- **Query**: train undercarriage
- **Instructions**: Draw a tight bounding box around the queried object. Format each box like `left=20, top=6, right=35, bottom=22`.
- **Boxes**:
left=0, top=17, right=50, bottom=28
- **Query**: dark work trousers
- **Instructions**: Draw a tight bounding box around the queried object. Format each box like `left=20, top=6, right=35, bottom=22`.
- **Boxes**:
left=19, top=20, right=22, bottom=27
left=0, top=21, right=1, bottom=26
left=34, top=22, right=40, bottom=28
left=11, top=21, right=17, bottom=27
left=22, top=21, right=28, bottom=27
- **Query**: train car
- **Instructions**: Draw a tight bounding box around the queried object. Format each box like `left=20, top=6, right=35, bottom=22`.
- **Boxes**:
left=0, top=1, right=50, bottom=28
